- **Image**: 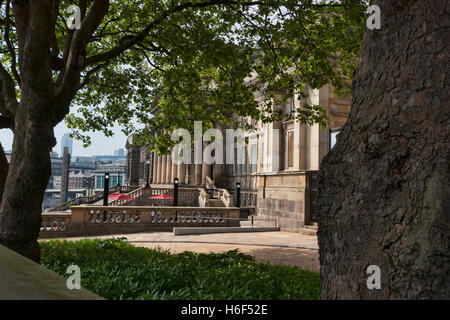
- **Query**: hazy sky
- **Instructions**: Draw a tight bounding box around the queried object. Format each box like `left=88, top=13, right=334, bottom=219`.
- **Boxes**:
left=0, top=121, right=130, bottom=156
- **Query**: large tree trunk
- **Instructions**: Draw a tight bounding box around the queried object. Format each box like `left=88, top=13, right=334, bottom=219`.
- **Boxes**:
left=0, top=143, right=8, bottom=200
left=317, top=0, right=449, bottom=299
left=0, top=104, right=55, bottom=262
left=0, top=0, right=106, bottom=262
left=0, top=0, right=63, bottom=262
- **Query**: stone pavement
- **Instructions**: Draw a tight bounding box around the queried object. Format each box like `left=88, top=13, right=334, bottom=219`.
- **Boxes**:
left=59, top=231, right=320, bottom=271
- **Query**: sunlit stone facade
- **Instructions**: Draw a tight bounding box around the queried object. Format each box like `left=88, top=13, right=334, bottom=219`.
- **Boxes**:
left=126, top=85, right=351, bottom=231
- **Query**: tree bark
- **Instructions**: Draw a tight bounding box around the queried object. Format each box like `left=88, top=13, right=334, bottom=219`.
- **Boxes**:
left=0, top=105, right=55, bottom=262
left=317, top=0, right=449, bottom=299
left=0, top=142, right=8, bottom=200
left=0, top=0, right=107, bottom=262
left=0, top=0, right=57, bottom=262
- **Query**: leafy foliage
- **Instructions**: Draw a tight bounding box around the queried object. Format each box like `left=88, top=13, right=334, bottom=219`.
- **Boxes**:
left=0, top=1, right=368, bottom=152
left=40, top=238, right=320, bottom=300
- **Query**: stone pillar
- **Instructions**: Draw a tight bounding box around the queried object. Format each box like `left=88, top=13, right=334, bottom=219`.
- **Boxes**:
left=165, top=155, right=172, bottom=184
left=155, top=154, right=160, bottom=184
left=161, top=155, right=167, bottom=184
left=194, top=164, right=202, bottom=186
left=171, top=158, right=178, bottom=183
left=177, top=163, right=186, bottom=185
left=152, top=152, right=157, bottom=184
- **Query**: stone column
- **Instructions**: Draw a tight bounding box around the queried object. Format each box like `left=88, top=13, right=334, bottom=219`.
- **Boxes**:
left=171, top=158, right=178, bottom=183
left=161, top=155, right=167, bottom=184
left=177, top=163, right=186, bottom=185
left=165, top=155, right=172, bottom=184
left=155, top=154, right=161, bottom=184
left=152, top=152, right=157, bottom=184
left=194, top=164, right=202, bottom=186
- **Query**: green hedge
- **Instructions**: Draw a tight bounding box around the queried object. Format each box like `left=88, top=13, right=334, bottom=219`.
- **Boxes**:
left=40, top=238, right=320, bottom=300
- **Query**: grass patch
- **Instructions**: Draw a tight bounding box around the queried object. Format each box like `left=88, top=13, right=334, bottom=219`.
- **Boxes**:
left=40, top=238, right=320, bottom=300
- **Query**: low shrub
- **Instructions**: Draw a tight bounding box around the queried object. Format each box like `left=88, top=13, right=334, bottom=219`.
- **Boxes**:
left=40, top=238, right=320, bottom=300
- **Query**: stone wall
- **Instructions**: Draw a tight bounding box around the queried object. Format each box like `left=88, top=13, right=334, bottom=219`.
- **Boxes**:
left=256, top=172, right=306, bottom=232
left=0, top=244, right=102, bottom=299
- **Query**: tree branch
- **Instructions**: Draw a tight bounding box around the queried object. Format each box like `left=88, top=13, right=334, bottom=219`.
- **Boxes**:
left=11, top=0, right=29, bottom=71
left=78, top=61, right=110, bottom=89
left=0, top=62, right=18, bottom=117
left=4, top=0, right=21, bottom=85
left=86, top=0, right=263, bottom=66
left=54, top=0, right=110, bottom=124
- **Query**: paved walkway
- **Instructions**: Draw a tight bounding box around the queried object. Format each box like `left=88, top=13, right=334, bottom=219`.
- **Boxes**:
left=60, top=231, right=319, bottom=271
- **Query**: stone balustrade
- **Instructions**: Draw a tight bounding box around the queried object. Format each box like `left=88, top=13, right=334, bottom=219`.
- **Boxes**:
left=241, top=191, right=257, bottom=207
left=198, top=189, right=209, bottom=207
left=40, top=205, right=240, bottom=238
left=220, top=189, right=233, bottom=207
left=40, top=212, right=72, bottom=237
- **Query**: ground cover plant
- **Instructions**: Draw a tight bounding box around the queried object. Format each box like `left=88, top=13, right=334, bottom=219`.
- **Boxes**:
left=40, top=238, right=320, bottom=300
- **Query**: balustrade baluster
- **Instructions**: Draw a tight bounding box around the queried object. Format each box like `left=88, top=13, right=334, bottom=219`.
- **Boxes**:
left=128, top=211, right=133, bottom=223
left=157, top=211, right=162, bottom=223
left=151, top=210, right=155, bottom=223
left=134, top=211, right=140, bottom=223
left=186, top=211, right=191, bottom=223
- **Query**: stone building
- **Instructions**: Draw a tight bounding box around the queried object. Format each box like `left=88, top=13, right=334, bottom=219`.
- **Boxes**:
left=125, top=85, right=351, bottom=231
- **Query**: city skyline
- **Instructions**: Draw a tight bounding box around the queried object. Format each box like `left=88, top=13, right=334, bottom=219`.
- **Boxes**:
left=0, top=121, right=129, bottom=156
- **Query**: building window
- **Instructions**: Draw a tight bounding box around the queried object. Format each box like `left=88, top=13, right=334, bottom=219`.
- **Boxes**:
left=251, top=144, right=257, bottom=173
left=242, top=147, right=247, bottom=174
left=96, top=176, right=103, bottom=189
left=287, top=131, right=294, bottom=168
left=260, top=141, right=264, bottom=171
left=233, top=147, right=237, bottom=175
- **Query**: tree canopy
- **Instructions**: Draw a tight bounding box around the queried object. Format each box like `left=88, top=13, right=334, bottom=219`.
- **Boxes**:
left=1, top=0, right=367, bottom=154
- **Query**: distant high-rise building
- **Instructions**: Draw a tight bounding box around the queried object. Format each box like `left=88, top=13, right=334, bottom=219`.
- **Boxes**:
left=114, top=148, right=125, bottom=157
left=50, top=150, right=59, bottom=158
left=61, top=133, right=73, bottom=156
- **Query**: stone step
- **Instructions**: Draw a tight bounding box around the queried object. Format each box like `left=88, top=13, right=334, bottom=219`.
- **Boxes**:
left=304, top=225, right=318, bottom=231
